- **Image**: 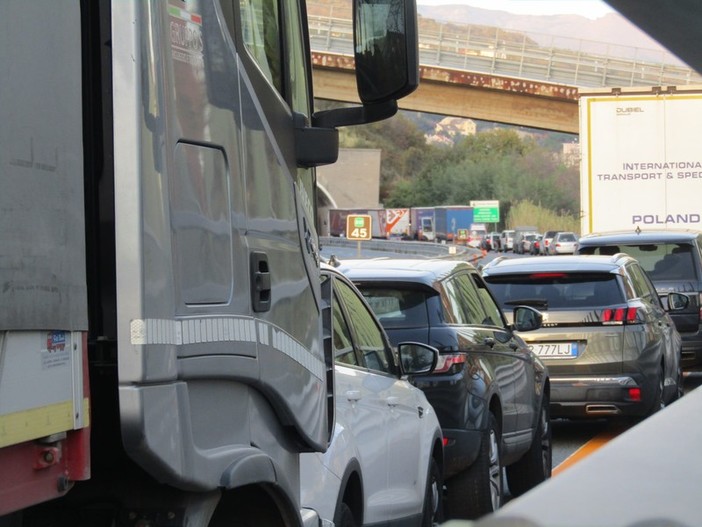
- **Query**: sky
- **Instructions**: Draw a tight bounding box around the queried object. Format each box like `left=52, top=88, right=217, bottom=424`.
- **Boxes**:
left=415, top=0, right=616, bottom=20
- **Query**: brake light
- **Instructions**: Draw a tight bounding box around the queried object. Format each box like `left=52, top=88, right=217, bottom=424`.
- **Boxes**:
left=627, top=387, right=642, bottom=402
left=530, top=273, right=567, bottom=279
left=434, top=353, right=466, bottom=373
left=602, top=306, right=641, bottom=325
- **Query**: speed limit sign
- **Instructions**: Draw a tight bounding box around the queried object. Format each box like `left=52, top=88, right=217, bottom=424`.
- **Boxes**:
left=346, top=214, right=372, bottom=241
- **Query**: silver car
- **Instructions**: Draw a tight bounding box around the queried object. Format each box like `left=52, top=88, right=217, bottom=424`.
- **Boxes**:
left=482, top=254, right=687, bottom=419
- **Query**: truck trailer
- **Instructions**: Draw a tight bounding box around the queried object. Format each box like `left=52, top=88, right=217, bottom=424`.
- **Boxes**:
left=434, top=206, right=475, bottom=243
left=327, top=208, right=386, bottom=238
left=0, top=0, right=419, bottom=524
left=579, top=85, right=702, bottom=234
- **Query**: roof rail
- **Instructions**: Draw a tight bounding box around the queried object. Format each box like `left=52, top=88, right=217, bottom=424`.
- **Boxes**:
left=610, top=253, right=631, bottom=263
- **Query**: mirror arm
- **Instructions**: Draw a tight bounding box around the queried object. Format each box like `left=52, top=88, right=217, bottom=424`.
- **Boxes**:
left=312, top=100, right=398, bottom=129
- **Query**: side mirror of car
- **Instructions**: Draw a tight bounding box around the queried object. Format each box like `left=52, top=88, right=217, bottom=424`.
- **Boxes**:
left=667, top=292, right=690, bottom=311
left=512, top=305, right=543, bottom=332
left=398, top=342, right=438, bottom=375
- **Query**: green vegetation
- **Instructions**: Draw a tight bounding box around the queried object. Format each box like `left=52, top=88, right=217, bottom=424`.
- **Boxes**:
left=507, top=200, right=580, bottom=235
left=327, top=101, right=581, bottom=231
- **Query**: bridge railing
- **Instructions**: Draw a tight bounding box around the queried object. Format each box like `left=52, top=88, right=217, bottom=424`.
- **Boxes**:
left=307, top=6, right=702, bottom=88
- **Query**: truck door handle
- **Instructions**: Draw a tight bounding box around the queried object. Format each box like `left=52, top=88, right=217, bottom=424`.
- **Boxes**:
left=345, top=390, right=362, bottom=402
left=484, top=337, right=496, bottom=348
left=386, top=396, right=399, bottom=407
left=250, top=252, right=271, bottom=312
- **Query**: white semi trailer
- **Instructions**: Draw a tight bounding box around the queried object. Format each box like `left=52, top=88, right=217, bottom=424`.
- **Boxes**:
left=579, top=85, right=702, bottom=235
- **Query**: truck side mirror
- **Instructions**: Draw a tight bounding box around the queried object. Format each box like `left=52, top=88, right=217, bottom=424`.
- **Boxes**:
left=301, top=0, right=419, bottom=167
left=354, top=0, right=419, bottom=104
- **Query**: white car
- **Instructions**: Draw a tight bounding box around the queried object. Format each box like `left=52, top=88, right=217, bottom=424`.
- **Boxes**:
left=301, top=265, right=444, bottom=527
left=549, top=231, right=578, bottom=254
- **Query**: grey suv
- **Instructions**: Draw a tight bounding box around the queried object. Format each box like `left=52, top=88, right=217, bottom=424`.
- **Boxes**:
left=336, top=258, right=551, bottom=520
left=576, top=229, right=702, bottom=370
left=482, top=254, right=687, bottom=419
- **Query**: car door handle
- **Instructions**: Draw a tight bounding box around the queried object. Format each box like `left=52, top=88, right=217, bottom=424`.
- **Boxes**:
left=386, top=396, right=399, bottom=407
left=483, top=337, right=496, bottom=348
left=345, top=390, right=362, bottom=402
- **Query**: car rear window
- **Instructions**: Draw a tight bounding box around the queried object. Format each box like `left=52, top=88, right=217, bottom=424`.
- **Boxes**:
left=357, top=287, right=430, bottom=328
left=485, top=272, right=624, bottom=310
left=578, top=242, right=696, bottom=281
left=557, top=233, right=577, bottom=242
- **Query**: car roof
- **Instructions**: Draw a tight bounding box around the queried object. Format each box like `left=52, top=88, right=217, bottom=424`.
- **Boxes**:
left=335, top=258, right=473, bottom=287
left=578, top=229, right=701, bottom=245
left=481, top=255, right=631, bottom=276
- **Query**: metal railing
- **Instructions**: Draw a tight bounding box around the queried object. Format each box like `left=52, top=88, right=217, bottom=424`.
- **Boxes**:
left=308, top=5, right=702, bottom=88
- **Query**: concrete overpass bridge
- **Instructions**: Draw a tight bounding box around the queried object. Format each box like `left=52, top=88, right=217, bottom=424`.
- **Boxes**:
left=308, top=8, right=702, bottom=133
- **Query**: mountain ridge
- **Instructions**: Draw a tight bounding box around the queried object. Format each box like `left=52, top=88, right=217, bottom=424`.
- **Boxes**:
left=416, top=4, right=684, bottom=66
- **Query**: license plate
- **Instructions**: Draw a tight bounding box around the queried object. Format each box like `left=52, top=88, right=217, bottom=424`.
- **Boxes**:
left=530, top=342, right=578, bottom=359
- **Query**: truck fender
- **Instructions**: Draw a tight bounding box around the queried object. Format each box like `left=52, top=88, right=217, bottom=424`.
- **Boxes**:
left=219, top=447, right=289, bottom=493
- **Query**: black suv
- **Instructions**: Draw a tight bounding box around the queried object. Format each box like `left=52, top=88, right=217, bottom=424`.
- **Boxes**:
left=336, top=258, right=550, bottom=520
left=576, top=230, right=702, bottom=370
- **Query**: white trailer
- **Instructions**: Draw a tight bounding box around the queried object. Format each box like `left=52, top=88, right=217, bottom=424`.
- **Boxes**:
left=580, top=85, right=702, bottom=234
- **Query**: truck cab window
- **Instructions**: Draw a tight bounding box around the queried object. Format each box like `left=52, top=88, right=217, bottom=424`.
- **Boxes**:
left=240, top=0, right=283, bottom=94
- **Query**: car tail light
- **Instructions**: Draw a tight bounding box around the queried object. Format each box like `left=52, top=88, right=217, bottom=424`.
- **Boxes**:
left=434, top=353, right=466, bottom=374
left=601, top=306, right=641, bottom=325
left=627, top=387, right=642, bottom=402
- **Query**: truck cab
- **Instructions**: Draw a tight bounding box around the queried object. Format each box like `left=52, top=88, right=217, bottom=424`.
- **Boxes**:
left=0, top=0, right=419, bottom=524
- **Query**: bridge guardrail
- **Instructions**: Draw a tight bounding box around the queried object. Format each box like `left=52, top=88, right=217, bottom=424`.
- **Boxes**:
left=320, top=236, right=482, bottom=261
left=308, top=7, right=702, bottom=88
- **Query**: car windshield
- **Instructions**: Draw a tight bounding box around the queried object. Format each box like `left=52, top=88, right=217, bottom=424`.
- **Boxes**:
left=557, top=233, right=577, bottom=242
left=485, top=272, right=624, bottom=309
left=357, top=286, right=430, bottom=328
left=579, top=242, right=696, bottom=281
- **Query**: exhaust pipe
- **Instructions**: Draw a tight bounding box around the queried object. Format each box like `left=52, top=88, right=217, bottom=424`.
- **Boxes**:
left=585, top=404, right=620, bottom=415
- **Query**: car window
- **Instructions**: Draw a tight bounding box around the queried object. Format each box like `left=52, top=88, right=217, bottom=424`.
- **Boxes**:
left=557, top=233, right=577, bottom=242
left=443, top=273, right=491, bottom=325
left=471, top=274, right=505, bottom=327
left=335, top=279, right=395, bottom=375
left=626, top=263, right=659, bottom=303
left=332, top=294, right=360, bottom=366
left=357, top=286, right=430, bottom=329
left=580, top=242, right=696, bottom=281
left=486, top=272, right=625, bottom=309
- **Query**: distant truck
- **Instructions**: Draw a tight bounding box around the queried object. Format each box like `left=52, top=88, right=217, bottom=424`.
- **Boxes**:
left=580, top=86, right=702, bottom=234
left=434, top=206, right=474, bottom=243
left=410, top=207, right=437, bottom=241
left=385, top=208, right=411, bottom=238
left=328, top=208, right=410, bottom=239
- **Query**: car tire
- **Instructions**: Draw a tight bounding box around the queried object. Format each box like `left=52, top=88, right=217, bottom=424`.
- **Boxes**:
left=422, top=457, right=444, bottom=527
left=674, top=361, right=684, bottom=402
left=333, top=502, right=358, bottom=527
left=445, top=412, right=502, bottom=520
left=648, top=363, right=665, bottom=416
left=505, top=394, right=552, bottom=497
